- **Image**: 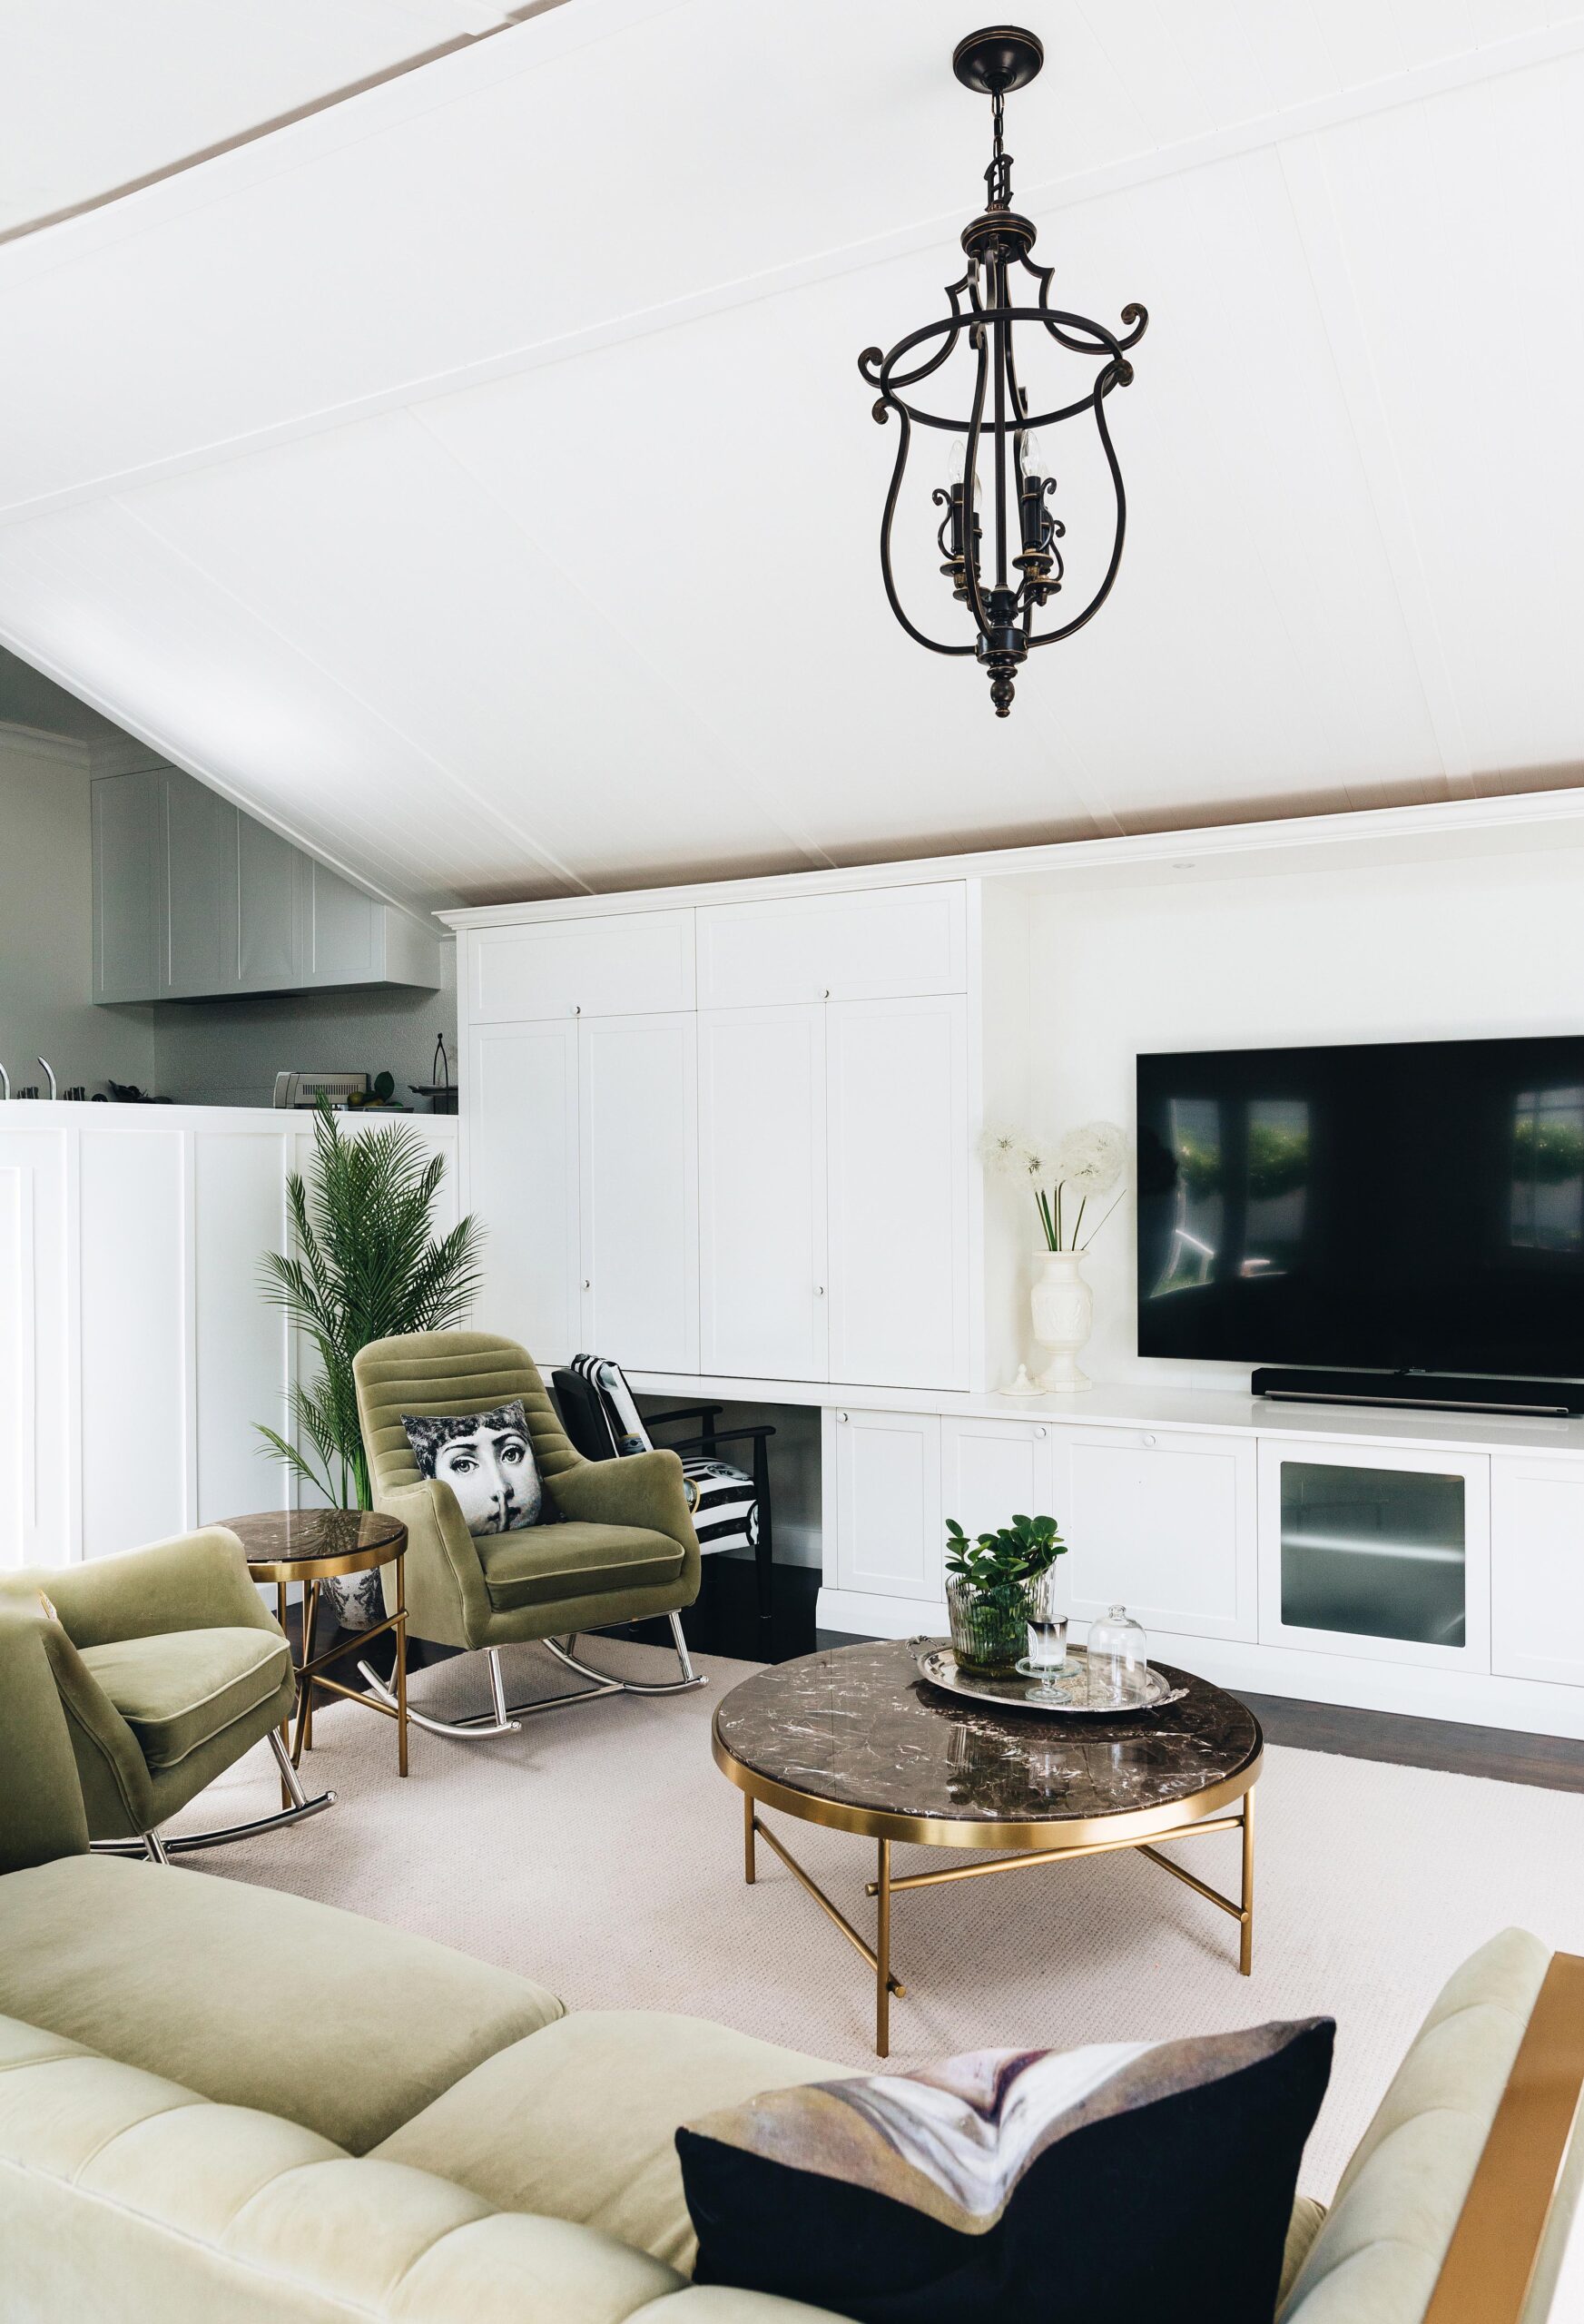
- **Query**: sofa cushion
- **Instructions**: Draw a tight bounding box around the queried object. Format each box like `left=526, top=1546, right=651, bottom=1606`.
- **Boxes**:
left=1279, top=1925, right=1550, bottom=2324
left=0, top=1855, right=563, bottom=2152
left=0, top=2014, right=689, bottom=2324
left=376, top=2009, right=846, bottom=2273
left=481, top=1523, right=684, bottom=1611
left=80, top=1627, right=291, bottom=1769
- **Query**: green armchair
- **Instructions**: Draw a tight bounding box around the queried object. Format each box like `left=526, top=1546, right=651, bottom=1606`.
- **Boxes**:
left=0, top=1527, right=324, bottom=1862
left=351, top=1330, right=705, bottom=1739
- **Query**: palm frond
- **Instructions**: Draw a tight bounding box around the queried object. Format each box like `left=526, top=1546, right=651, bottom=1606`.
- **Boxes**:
left=252, top=1099, right=482, bottom=1510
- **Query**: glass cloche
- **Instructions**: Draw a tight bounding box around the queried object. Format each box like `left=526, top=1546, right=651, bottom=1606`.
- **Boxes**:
left=1087, top=1604, right=1150, bottom=1709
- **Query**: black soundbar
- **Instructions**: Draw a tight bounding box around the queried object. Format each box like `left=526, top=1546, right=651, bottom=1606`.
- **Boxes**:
left=1250, top=1367, right=1584, bottom=1418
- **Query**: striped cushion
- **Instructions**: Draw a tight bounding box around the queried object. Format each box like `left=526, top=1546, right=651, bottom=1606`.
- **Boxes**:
left=682, top=1460, right=759, bottom=1557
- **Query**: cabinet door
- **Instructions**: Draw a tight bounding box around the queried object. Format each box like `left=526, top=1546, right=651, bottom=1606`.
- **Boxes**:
left=92, top=770, right=163, bottom=1001
left=1064, top=1426, right=1257, bottom=1642
left=162, top=771, right=238, bottom=997
left=1257, top=1438, right=1490, bottom=1671
left=696, top=884, right=967, bottom=1009
left=237, top=816, right=301, bottom=990
left=941, top=1416, right=1058, bottom=1538
left=304, top=860, right=379, bottom=987
left=1491, top=1459, right=1584, bottom=1687
left=467, top=1022, right=581, bottom=1362
left=831, top=1408, right=942, bottom=1600
left=579, top=1013, right=698, bottom=1373
left=469, top=911, right=694, bottom=1024
left=698, top=1006, right=827, bottom=1382
left=827, top=995, right=969, bottom=1390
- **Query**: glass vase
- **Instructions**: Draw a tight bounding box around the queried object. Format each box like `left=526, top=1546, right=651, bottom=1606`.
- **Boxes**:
left=946, top=1575, right=1028, bottom=1675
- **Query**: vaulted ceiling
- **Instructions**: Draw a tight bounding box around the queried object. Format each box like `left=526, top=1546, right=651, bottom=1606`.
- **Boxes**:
left=0, top=1, right=1580, bottom=915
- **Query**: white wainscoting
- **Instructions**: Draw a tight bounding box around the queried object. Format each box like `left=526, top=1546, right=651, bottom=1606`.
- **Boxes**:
left=0, top=1104, right=457, bottom=1571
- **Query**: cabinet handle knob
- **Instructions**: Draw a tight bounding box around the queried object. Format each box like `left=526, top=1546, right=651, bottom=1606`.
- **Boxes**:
left=1142, top=1432, right=1156, bottom=1447
left=1034, top=1425, right=1047, bottom=1438
left=814, top=1284, right=825, bottom=1296
left=821, top=988, right=831, bottom=1000
left=582, top=1278, right=591, bottom=1291
left=571, top=1003, right=581, bottom=1016
left=837, top=1411, right=849, bottom=1423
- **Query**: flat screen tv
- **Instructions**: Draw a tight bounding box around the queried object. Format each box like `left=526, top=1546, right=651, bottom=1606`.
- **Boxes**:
left=1136, top=1034, right=1584, bottom=1378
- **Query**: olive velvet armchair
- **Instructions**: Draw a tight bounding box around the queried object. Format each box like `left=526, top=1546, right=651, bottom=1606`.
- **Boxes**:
left=0, top=1526, right=322, bottom=1862
left=351, top=1330, right=704, bottom=1738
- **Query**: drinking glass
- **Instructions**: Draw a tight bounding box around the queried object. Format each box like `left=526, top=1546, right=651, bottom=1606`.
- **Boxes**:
left=1018, top=1564, right=1068, bottom=1679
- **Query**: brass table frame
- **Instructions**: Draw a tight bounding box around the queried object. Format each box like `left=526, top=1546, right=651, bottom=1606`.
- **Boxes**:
left=246, top=1530, right=408, bottom=1787
left=713, top=1725, right=1261, bottom=2056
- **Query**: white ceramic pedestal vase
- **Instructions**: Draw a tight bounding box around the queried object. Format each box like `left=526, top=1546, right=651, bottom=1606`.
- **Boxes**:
left=1030, top=1248, right=1094, bottom=1392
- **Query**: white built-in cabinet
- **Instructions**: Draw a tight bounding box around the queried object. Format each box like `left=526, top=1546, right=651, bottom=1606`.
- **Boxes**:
left=92, top=763, right=439, bottom=1003
left=829, top=1408, right=942, bottom=1602
left=466, top=1010, right=699, bottom=1374
left=830, top=1410, right=1255, bottom=1646
left=1491, top=1460, right=1584, bottom=1687
left=698, top=1005, right=828, bottom=1382
left=462, top=885, right=974, bottom=1390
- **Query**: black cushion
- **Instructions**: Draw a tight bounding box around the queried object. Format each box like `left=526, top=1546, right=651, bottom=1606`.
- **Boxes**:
left=677, top=2018, right=1333, bottom=2324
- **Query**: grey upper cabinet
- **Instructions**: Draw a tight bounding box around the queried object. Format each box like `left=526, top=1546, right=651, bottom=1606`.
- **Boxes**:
left=93, top=764, right=440, bottom=1004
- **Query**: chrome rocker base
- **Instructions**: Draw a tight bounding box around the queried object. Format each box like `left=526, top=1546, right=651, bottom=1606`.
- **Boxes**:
left=91, top=1730, right=335, bottom=1863
left=356, top=1613, right=705, bottom=1742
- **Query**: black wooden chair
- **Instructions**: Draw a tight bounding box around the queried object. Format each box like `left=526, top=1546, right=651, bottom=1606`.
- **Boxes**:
left=552, top=1356, right=776, bottom=1621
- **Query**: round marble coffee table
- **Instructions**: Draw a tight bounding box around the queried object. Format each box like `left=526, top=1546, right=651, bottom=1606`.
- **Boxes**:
left=712, top=1638, right=1263, bottom=2054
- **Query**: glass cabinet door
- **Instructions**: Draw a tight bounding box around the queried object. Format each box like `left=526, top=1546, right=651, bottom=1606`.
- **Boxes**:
left=1258, top=1442, right=1490, bottom=1669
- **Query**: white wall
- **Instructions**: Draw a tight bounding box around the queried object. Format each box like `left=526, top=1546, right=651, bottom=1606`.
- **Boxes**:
left=0, top=726, right=156, bottom=1095
left=1009, top=847, right=1584, bottom=1391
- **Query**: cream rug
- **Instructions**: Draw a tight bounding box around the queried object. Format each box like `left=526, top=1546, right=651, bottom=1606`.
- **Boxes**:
left=172, top=1637, right=1584, bottom=2201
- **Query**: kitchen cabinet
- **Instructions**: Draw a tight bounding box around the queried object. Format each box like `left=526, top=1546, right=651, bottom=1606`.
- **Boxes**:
left=92, top=764, right=439, bottom=1002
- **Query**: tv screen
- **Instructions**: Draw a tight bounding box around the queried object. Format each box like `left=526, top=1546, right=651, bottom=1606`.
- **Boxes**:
left=1136, top=1035, right=1584, bottom=1378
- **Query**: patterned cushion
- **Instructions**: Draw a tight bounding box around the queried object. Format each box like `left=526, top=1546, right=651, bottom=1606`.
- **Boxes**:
left=677, top=2020, right=1333, bottom=2324
left=401, top=1402, right=542, bottom=1537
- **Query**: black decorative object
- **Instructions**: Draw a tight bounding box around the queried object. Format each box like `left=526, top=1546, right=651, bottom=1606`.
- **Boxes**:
left=858, top=26, right=1146, bottom=717
left=411, top=1030, right=458, bottom=1115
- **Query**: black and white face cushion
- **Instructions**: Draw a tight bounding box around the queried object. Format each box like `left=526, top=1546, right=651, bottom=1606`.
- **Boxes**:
left=677, top=2018, right=1333, bottom=2324
left=401, top=1402, right=542, bottom=1536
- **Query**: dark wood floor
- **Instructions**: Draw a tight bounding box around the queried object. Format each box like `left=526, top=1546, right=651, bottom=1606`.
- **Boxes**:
left=328, top=1561, right=1584, bottom=1794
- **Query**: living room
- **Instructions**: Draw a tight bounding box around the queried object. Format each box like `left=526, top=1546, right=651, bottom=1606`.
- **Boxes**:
left=2, top=7, right=1583, bottom=2321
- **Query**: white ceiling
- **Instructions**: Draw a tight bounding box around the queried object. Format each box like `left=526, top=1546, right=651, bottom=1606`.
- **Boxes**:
left=0, top=0, right=1580, bottom=914
left=0, top=1, right=532, bottom=238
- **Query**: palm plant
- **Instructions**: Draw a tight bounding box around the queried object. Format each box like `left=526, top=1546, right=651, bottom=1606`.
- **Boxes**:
left=256, top=1101, right=485, bottom=1510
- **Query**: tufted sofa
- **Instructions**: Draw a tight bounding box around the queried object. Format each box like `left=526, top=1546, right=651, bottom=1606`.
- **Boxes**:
left=0, top=1608, right=1578, bottom=2323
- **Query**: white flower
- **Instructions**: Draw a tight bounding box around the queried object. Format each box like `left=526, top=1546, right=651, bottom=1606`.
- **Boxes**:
left=979, top=1126, right=1030, bottom=1178
left=1056, top=1120, right=1127, bottom=1194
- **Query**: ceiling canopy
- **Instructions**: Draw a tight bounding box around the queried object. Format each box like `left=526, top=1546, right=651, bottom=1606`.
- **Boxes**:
left=0, top=0, right=1579, bottom=914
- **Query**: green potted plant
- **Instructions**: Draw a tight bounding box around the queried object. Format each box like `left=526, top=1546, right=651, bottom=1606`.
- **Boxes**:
left=256, top=1100, right=484, bottom=1626
left=944, top=1512, right=1067, bottom=1675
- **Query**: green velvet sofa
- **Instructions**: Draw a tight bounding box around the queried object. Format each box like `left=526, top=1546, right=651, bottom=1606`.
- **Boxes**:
left=0, top=1609, right=1578, bottom=2324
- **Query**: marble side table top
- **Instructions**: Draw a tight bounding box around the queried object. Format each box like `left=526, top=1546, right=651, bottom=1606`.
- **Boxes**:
left=713, top=1638, right=1261, bottom=1830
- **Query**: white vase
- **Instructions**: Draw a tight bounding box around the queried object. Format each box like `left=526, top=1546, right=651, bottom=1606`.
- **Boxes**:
left=1030, top=1248, right=1094, bottom=1393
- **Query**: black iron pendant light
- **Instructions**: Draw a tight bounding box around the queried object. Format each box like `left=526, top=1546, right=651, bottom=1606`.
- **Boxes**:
left=859, top=27, right=1146, bottom=717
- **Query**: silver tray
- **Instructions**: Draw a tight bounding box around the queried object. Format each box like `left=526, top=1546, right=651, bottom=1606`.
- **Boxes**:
left=911, top=1640, right=1185, bottom=1718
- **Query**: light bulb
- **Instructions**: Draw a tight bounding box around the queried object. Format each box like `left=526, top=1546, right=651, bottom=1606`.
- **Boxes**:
left=945, top=437, right=982, bottom=500
left=1018, top=428, right=1047, bottom=481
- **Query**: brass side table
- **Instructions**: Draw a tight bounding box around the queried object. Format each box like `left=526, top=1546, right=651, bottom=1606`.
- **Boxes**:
left=222, top=1510, right=409, bottom=1783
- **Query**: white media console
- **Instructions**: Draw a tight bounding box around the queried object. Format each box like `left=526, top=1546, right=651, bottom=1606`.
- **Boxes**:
left=443, top=792, right=1584, bottom=1743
